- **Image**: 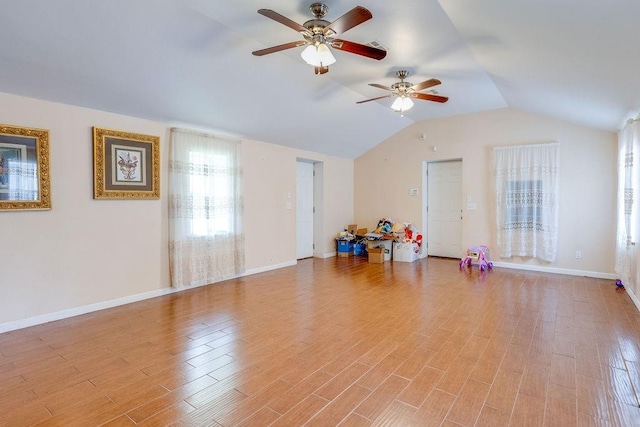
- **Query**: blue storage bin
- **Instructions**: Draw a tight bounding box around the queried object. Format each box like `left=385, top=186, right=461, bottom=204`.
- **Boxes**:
left=337, top=240, right=354, bottom=253
left=354, top=242, right=366, bottom=256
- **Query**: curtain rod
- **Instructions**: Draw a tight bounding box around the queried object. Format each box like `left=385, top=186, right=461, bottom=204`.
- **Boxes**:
left=170, top=127, right=241, bottom=143
left=492, top=141, right=559, bottom=151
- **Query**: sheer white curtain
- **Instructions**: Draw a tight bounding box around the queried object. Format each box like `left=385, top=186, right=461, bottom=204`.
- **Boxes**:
left=615, top=119, right=640, bottom=287
left=169, top=128, right=244, bottom=288
left=493, top=142, right=560, bottom=262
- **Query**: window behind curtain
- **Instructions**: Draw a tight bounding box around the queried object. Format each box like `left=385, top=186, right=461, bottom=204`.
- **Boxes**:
left=188, top=151, right=232, bottom=237
left=169, top=128, right=244, bottom=288
left=504, top=179, right=543, bottom=230
left=493, top=143, right=559, bottom=262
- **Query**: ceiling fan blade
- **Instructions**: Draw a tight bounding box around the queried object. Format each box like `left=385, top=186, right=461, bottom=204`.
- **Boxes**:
left=369, top=83, right=393, bottom=91
left=410, top=78, right=442, bottom=91
left=324, top=6, right=372, bottom=36
left=257, top=9, right=312, bottom=35
left=252, top=40, right=307, bottom=56
left=315, top=65, right=329, bottom=75
left=411, top=92, right=449, bottom=103
left=356, top=94, right=393, bottom=104
left=330, top=39, right=386, bottom=60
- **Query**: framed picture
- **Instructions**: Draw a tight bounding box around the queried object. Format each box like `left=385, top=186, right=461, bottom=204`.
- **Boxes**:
left=93, top=127, right=160, bottom=199
left=0, top=124, right=51, bottom=211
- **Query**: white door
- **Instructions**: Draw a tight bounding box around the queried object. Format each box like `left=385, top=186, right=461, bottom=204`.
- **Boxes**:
left=427, top=160, right=463, bottom=258
left=296, top=161, right=314, bottom=259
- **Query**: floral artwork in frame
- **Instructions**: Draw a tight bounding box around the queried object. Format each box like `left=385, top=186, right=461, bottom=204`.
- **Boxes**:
left=93, top=127, right=160, bottom=199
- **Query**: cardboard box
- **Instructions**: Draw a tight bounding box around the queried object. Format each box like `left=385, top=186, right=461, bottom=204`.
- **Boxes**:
left=347, top=224, right=358, bottom=235
left=366, top=239, right=392, bottom=261
left=368, top=246, right=385, bottom=263
left=356, top=228, right=368, bottom=236
left=393, top=242, right=420, bottom=262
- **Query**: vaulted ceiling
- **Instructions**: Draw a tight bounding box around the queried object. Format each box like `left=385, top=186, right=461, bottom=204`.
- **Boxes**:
left=0, top=0, right=638, bottom=158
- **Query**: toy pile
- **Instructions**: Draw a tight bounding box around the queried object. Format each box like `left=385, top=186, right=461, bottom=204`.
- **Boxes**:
left=373, top=217, right=423, bottom=247
left=336, top=230, right=357, bottom=241
left=335, top=218, right=423, bottom=258
left=335, top=227, right=366, bottom=257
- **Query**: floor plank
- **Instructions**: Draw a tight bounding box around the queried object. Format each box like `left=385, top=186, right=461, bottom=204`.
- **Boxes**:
left=1, top=256, right=639, bottom=426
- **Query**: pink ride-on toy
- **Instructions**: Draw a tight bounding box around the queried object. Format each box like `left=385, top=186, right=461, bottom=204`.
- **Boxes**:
left=459, top=245, right=493, bottom=271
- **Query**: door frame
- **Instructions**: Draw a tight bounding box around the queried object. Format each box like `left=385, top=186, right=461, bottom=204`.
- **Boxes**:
left=422, top=158, right=463, bottom=259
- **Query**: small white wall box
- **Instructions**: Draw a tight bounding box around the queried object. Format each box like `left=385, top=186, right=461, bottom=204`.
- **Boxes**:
left=393, top=242, right=420, bottom=262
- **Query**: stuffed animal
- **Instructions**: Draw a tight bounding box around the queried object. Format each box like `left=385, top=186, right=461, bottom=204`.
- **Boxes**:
left=375, top=217, right=393, bottom=233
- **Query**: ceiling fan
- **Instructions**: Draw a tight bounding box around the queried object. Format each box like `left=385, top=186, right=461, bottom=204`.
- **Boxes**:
left=251, top=3, right=386, bottom=75
left=357, top=70, right=449, bottom=113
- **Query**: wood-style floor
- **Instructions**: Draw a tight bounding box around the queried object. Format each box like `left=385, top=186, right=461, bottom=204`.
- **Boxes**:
left=1, top=256, right=640, bottom=426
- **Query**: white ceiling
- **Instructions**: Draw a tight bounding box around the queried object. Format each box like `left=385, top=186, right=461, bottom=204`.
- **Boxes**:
left=0, top=0, right=638, bottom=158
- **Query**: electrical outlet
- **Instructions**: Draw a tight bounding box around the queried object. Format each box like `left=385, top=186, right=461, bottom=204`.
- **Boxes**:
left=575, top=251, right=582, bottom=259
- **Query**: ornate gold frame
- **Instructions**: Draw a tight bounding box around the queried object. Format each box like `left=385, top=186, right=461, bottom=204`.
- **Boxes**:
left=93, top=127, right=160, bottom=199
left=0, top=124, right=51, bottom=211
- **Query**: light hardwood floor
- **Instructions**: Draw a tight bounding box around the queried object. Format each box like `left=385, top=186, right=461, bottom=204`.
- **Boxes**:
left=1, top=256, right=640, bottom=426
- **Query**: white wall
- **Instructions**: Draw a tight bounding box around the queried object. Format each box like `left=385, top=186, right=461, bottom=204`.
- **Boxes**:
left=0, top=92, right=354, bottom=328
left=355, top=108, right=617, bottom=275
left=0, top=93, right=170, bottom=326
left=242, top=140, right=354, bottom=269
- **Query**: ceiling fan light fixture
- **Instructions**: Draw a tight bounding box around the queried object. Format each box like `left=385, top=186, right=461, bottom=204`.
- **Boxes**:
left=301, top=42, right=336, bottom=67
left=391, top=96, right=414, bottom=112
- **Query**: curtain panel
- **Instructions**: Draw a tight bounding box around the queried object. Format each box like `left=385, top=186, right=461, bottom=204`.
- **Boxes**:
left=615, top=119, right=640, bottom=287
left=169, top=128, right=244, bottom=288
left=493, top=142, right=560, bottom=262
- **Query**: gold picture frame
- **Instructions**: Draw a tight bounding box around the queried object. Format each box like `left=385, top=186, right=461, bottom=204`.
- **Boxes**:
left=93, top=127, right=160, bottom=199
left=0, top=124, right=51, bottom=211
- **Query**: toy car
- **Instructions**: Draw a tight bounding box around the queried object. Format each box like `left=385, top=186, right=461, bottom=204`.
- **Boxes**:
left=459, top=245, right=493, bottom=271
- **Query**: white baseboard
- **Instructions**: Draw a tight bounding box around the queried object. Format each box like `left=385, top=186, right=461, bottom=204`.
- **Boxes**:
left=0, top=259, right=626, bottom=334
left=316, top=252, right=337, bottom=259
left=491, top=261, right=617, bottom=280
left=0, top=260, right=299, bottom=334
left=0, top=287, right=179, bottom=334
left=627, top=287, right=640, bottom=312
left=244, top=260, right=297, bottom=276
